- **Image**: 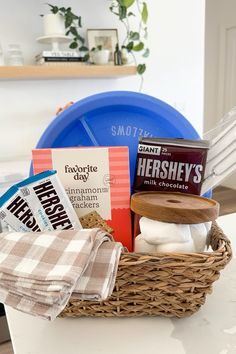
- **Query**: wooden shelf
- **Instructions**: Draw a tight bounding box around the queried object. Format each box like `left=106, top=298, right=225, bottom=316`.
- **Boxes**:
left=0, top=65, right=137, bottom=80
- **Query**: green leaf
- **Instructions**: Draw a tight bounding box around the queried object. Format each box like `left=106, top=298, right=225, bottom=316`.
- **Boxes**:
left=69, top=41, right=78, bottom=49
left=59, top=7, right=66, bottom=12
left=128, top=11, right=135, bottom=16
left=78, top=16, right=82, bottom=28
left=133, top=42, right=144, bottom=51
left=65, top=29, right=70, bottom=36
left=47, top=3, right=58, bottom=14
left=52, top=7, right=58, bottom=14
left=83, top=54, right=90, bottom=62
left=65, top=14, right=73, bottom=28
left=120, top=0, right=135, bottom=8
left=142, top=2, right=148, bottom=24
left=48, top=4, right=58, bottom=14
left=70, top=26, right=78, bottom=37
left=142, top=48, right=150, bottom=58
left=126, top=41, right=134, bottom=52
left=79, top=46, right=89, bottom=52
left=129, top=31, right=140, bottom=40
left=76, top=33, right=85, bottom=44
left=119, top=5, right=127, bottom=20
left=137, top=64, right=146, bottom=75
left=71, top=13, right=79, bottom=20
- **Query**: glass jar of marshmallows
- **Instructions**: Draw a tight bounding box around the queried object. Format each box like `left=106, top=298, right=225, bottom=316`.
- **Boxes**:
left=131, top=191, right=219, bottom=253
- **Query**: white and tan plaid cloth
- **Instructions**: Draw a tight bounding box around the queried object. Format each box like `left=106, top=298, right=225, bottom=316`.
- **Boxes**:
left=0, top=229, right=123, bottom=320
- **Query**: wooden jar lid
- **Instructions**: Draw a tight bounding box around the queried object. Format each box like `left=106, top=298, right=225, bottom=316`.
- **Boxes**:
left=131, top=192, right=219, bottom=224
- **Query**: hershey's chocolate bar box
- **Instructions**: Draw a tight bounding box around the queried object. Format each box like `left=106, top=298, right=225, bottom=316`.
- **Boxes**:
left=134, top=138, right=209, bottom=195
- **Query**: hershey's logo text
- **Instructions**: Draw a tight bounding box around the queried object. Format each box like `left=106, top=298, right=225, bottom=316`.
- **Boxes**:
left=137, top=158, right=203, bottom=183
left=7, top=196, right=41, bottom=231
left=33, top=181, right=73, bottom=230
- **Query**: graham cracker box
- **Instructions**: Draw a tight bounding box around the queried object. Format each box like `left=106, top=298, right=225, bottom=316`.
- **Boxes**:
left=32, top=147, right=132, bottom=250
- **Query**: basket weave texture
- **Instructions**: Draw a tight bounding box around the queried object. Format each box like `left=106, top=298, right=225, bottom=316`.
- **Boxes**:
left=60, top=223, right=232, bottom=318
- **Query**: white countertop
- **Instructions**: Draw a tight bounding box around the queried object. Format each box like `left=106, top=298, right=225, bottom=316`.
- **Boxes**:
left=5, top=213, right=236, bottom=354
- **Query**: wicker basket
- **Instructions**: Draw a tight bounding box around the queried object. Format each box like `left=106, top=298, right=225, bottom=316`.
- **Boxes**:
left=60, top=223, right=232, bottom=318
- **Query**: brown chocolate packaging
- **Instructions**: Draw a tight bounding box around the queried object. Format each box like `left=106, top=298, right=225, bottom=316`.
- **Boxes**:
left=134, top=137, right=209, bottom=195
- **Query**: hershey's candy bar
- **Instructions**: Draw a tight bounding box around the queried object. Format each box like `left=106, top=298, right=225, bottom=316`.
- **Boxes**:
left=0, top=186, right=41, bottom=232
left=17, top=170, right=82, bottom=231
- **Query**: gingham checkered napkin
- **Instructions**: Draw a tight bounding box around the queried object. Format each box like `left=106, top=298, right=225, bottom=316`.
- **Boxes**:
left=0, top=229, right=123, bottom=320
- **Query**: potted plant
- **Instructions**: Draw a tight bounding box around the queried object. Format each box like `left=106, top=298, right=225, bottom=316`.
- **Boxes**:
left=42, top=4, right=89, bottom=61
left=109, top=0, right=149, bottom=76
left=90, top=45, right=110, bottom=65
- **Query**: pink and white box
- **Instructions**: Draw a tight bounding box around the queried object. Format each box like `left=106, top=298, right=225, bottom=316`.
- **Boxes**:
left=32, top=146, right=132, bottom=251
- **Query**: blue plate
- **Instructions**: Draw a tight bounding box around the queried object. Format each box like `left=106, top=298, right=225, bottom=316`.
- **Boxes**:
left=33, top=91, right=210, bottom=197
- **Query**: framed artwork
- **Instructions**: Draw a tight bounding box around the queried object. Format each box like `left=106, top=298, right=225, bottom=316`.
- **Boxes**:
left=87, top=29, right=119, bottom=63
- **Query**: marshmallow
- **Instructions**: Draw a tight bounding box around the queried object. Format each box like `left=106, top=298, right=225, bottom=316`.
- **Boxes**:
left=135, top=217, right=211, bottom=253
left=139, top=217, right=191, bottom=244
left=189, top=223, right=210, bottom=252
left=205, top=221, right=212, bottom=234
left=134, top=234, right=156, bottom=253
left=155, top=238, right=196, bottom=253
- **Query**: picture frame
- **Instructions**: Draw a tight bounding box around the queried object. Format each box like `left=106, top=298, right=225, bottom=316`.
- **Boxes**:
left=87, top=29, right=119, bottom=63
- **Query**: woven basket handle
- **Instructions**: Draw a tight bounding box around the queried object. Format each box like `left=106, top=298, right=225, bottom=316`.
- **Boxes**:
left=209, top=222, right=232, bottom=263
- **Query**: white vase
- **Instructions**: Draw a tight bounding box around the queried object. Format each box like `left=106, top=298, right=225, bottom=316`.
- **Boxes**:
left=121, top=48, right=133, bottom=65
left=43, top=13, right=65, bottom=36
left=93, top=50, right=110, bottom=65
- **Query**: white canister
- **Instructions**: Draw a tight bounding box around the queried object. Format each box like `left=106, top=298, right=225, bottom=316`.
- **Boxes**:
left=92, top=50, right=110, bottom=65
left=43, top=13, right=65, bottom=36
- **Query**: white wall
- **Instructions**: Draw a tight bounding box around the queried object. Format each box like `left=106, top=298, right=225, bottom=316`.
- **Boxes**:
left=204, top=0, right=236, bottom=131
left=0, top=0, right=206, bottom=163
left=204, top=0, right=236, bottom=188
